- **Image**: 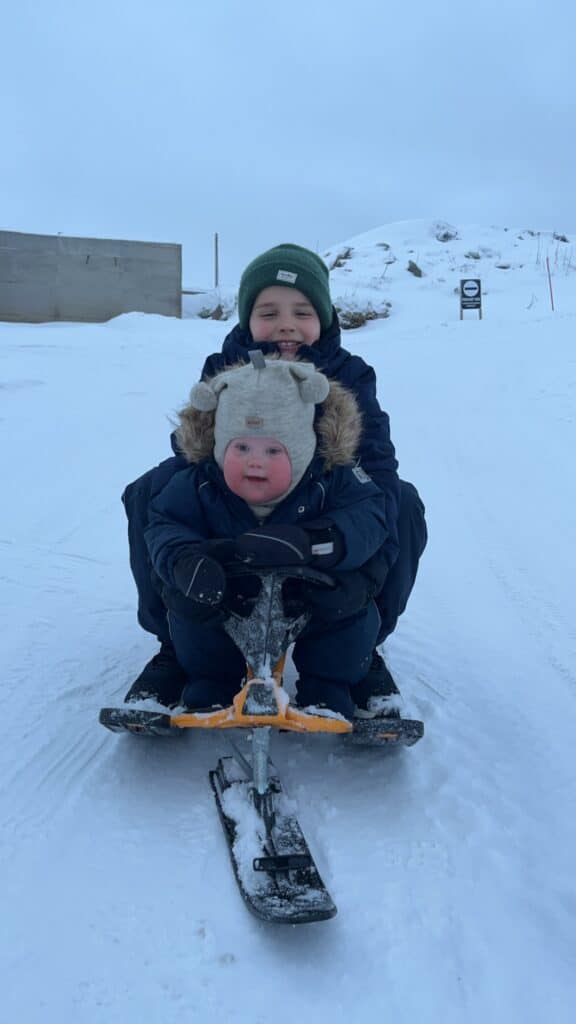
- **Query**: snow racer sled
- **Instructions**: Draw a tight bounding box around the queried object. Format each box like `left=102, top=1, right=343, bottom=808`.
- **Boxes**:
left=100, top=567, right=423, bottom=924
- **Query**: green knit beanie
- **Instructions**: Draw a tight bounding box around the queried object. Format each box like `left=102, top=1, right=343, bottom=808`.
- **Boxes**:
left=238, top=243, right=333, bottom=332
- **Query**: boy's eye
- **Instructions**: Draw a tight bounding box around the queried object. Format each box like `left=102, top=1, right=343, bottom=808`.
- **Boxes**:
left=267, top=447, right=282, bottom=456
left=235, top=443, right=249, bottom=452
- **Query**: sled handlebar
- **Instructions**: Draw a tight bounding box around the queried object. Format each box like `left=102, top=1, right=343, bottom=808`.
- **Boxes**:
left=224, top=563, right=337, bottom=588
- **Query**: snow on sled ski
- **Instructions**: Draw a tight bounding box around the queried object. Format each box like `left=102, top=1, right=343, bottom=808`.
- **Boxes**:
left=209, top=756, right=337, bottom=924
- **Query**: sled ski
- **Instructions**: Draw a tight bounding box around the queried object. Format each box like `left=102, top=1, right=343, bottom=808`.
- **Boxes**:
left=99, top=702, right=423, bottom=747
left=209, top=755, right=336, bottom=924
left=99, top=706, right=176, bottom=736
left=350, top=715, right=424, bottom=747
left=101, top=568, right=423, bottom=923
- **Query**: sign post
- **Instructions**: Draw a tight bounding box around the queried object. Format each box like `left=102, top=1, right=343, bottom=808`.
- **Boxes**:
left=460, top=278, right=482, bottom=320
left=545, top=256, right=555, bottom=312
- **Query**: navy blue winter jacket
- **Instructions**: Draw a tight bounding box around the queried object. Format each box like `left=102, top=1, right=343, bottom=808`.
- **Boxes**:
left=145, top=454, right=390, bottom=594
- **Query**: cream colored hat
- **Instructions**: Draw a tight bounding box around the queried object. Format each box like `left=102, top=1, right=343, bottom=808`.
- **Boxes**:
left=188, top=356, right=330, bottom=491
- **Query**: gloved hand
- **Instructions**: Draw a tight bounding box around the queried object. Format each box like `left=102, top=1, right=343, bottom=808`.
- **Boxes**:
left=199, top=537, right=237, bottom=565
left=234, top=520, right=345, bottom=570
left=173, top=549, right=227, bottom=606
left=303, top=570, right=371, bottom=621
left=234, top=525, right=312, bottom=567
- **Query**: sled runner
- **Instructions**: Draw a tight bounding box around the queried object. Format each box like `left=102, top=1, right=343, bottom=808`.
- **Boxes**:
left=100, top=567, right=423, bottom=923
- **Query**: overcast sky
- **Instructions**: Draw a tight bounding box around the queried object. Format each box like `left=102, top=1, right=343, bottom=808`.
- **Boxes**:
left=3, top=0, right=575, bottom=284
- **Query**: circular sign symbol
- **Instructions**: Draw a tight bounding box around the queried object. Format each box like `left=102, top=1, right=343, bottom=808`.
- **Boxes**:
left=462, top=280, right=480, bottom=297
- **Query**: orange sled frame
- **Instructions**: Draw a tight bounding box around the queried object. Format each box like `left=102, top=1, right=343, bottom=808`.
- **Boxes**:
left=170, top=657, right=351, bottom=735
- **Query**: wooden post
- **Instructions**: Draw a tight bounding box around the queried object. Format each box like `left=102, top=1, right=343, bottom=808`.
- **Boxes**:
left=214, top=232, right=219, bottom=289
left=546, top=256, right=555, bottom=311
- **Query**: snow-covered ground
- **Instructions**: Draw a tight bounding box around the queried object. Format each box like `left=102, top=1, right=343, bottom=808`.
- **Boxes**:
left=1, top=222, right=575, bottom=1023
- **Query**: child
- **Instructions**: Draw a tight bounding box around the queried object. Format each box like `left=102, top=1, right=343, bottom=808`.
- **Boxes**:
left=123, top=243, right=427, bottom=711
left=144, top=357, right=390, bottom=720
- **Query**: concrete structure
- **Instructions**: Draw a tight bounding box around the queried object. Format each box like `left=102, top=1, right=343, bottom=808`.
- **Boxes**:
left=0, top=230, right=182, bottom=322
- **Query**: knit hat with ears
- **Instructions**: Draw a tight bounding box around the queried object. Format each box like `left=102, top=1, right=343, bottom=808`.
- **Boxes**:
left=188, top=355, right=330, bottom=496
left=237, top=243, right=333, bottom=332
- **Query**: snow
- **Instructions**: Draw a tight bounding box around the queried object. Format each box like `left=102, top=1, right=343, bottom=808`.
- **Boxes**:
left=219, top=784, right=271, bottom=897
left=1, top=220, right=576, bottom=1022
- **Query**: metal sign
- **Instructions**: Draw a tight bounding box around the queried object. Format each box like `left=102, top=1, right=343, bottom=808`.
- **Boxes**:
left=460, top=278, right=482, bottom=319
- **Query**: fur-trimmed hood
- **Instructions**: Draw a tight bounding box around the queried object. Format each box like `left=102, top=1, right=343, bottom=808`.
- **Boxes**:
left=175, top=360, right=363, bottom=471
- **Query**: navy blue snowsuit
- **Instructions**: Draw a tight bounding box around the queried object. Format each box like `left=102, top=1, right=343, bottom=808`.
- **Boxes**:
left=122, top=312, right=427, bottom=647
left=145, top=454, right=389, bottom=709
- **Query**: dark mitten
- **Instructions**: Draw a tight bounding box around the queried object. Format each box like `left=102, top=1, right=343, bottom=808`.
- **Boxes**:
left=302, top=518, right=345, bottom=569
left=303, top=570, right=371, bottom=621
left=235, top=525, right=312, bottom=567
left=200, top=537, right=238, bottom=565
left=173, top=550, right=227, bottom=606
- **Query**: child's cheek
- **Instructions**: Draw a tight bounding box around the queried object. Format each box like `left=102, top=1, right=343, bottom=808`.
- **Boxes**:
left=270, top=455, right=292, bottom=493
left=249, top=319, right=268, bottom=342
left=223, top=456, right=243, bottom=493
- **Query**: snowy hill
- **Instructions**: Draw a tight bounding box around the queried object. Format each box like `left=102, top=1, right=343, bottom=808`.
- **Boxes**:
left=185, top=219, right=576, bottom=328
left=326, top=218, right=576, bottom=326
left=1, top=224, right=575, bottom=1023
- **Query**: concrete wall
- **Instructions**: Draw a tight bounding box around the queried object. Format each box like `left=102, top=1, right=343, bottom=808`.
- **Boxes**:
left=0, top=230, right=182, bottom=322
